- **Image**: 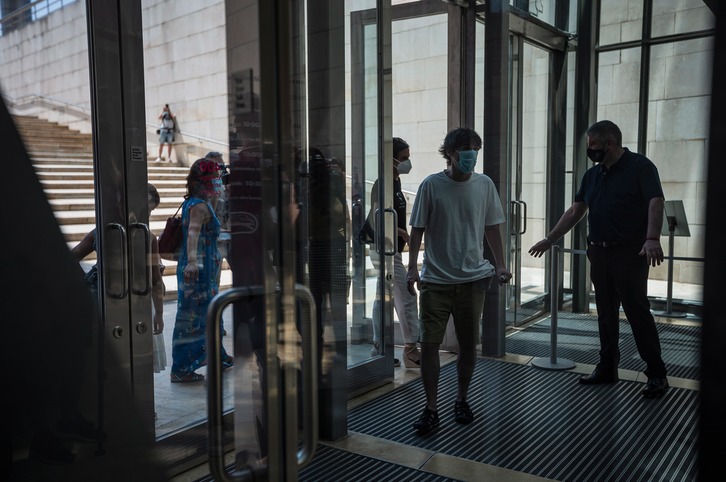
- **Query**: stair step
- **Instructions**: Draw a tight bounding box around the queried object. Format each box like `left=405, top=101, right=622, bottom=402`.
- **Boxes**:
left=50, top=198, right=184, bottom=211
left=54, top=207, right=184, bottom=225
left=33, top=163, right=189, bottom=173
left=37, top=172, right=188, bottom=181
left=61, top=221, right=170, bottom=242
left=13, top=115, right=197, bottom=263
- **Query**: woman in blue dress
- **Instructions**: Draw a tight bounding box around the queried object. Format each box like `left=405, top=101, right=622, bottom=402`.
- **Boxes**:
left=171, top=158, right=233, bottom=382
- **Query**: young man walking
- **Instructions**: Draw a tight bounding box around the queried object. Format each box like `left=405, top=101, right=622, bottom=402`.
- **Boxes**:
left=407, top=127, right=511, bottom=435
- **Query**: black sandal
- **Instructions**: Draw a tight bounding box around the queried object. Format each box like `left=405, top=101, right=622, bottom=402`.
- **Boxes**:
left=222, top=355, right=234, bottom=371
left=170, top=371, right=204, bottom=383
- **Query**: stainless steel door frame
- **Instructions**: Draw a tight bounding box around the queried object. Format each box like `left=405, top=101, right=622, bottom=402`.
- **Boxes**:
left=348, top=1, right=396, bottom=395
left=86, top=0, right=154, bottom=439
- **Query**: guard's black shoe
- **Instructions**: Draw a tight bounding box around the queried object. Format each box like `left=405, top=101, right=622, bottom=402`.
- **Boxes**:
left=454, top=400, right=474, bottom=424
left=29, top=431, right=76, bottom=465
left=413, top=407, right=439, bottom=435
left=579, top=370, right=618, bottom=385
left=57, top=414, right=107, bottom=443
left=642, top=377, right=669, bottom=398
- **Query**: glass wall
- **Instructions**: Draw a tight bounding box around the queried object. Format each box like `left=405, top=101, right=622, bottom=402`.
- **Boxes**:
left=647, top=37, right=713, bottom=300
left=596, top=0, right=715, bottom=303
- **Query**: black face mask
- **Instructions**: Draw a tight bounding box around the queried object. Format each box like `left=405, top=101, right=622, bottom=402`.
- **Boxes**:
left=587, top=148, right=606, bottom=163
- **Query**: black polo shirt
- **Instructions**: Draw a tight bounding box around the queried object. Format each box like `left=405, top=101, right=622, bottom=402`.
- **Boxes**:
left=575, top=148, right=664, bottom=244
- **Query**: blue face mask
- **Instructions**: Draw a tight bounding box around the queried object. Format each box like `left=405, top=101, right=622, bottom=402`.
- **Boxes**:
left=455, top=150, right=478, bottom=174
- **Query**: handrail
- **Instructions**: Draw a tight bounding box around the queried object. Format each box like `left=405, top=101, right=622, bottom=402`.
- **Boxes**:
left=4, top=93, right=91, bottom=120
left=6, top=93, right=229, bottom=149
left=0, top=0, right=59, bottom=26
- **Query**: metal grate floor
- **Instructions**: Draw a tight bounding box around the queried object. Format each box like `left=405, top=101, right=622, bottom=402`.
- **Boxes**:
left=506, top=313, right=700, bottom=380
left=348, top=358, right=699, bottom=482
left=300, top=444, right=460, bottom=481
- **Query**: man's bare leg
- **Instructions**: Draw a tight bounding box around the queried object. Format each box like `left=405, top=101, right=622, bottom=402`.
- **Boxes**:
left=456, top=337, right=476, bottom=402
left=420, top=341, right=440, bottom=411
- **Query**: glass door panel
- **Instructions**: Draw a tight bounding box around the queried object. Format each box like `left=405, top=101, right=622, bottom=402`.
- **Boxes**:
left=508, top=39, right=550, bottom=326
left=347, top=1, right=396, bottom=390
left=139, top=0, right=235, bottom=441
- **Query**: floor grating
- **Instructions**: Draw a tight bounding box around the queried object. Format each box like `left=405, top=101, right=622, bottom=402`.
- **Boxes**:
left=348, top=358, right=699, bottom=482
left=300, top=444, right=460, bottom=482
left=506, top=314, right=700, bottom=380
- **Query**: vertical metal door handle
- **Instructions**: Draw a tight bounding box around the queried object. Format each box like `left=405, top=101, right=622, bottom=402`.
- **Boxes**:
left=206, top=286, right=266, bottom=482
left=295, top=283, right=318, bottom=468
left=206, top=285, right=319, bottom=480
left=510, top=200, right=521, bottom=236
left=519, top=200, right=527, bottom=235
left=374, top=207, right=381, bottom=254
left=130, top=222, right=152, bottom=295
left=383, top=207, right=398, bottom=256
left=105, top=223, right=128, bottom=299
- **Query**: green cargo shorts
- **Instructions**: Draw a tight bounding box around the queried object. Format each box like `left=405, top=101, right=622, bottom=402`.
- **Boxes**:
left=418, top=277, right=490, bottom=344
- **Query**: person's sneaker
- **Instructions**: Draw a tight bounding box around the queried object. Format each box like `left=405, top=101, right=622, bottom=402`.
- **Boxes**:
left=454, top=400, right=474, bottom=424
left=56, top=414, right=107, bottom=443
left=641, top=377, right=669, bottom=398
left=154, top=157, right=162, bottom=163
left=413, top=407, right=439, bottom=435
left=29, top=431, right=76, bottom=465
left=403, top=344, right=421, bottom=368
left=393, top=358, right=401, bottom=367
left=370, top=342, right=380, bottom=357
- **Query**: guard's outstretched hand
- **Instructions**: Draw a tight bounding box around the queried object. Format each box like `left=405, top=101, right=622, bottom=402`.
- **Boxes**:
left=528, top=238, right=553, bottom=258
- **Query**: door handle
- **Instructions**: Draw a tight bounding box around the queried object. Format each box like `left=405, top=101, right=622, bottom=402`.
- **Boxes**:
left=295, top=283, right=318, bottom=468
left=510, top=201, right=527, bottom=236
left=206, top=285, right=319, bottom=481
left=207, top=286, right=265, bottom=482
left=383, top=208, right=397, bottom=256
left=510, top=201, right=521, bottom=236
left=130, top=222, right=152, bottom=295
left=105, top=223, right=128, bottom=299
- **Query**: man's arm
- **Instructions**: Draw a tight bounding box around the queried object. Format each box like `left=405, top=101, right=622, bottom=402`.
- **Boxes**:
left=71, top=230, right=96, bottom=261
left=484, top=224, right=512, bottom=284
left=151, top=237, right=165, bottom=334
left=528, top=201, right=588, bottom=258
left=406, top=227, right=425, bottom=295
left=640, top=196, right=665, bottom=266
left=183, top=204, right=209, bottom=284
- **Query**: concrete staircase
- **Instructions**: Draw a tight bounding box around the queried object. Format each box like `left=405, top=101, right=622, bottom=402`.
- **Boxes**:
left=14, top=114, right=230, bottom=300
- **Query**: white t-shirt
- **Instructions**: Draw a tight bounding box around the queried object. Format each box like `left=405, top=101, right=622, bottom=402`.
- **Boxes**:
left=409, top=171, right=505, bottom=283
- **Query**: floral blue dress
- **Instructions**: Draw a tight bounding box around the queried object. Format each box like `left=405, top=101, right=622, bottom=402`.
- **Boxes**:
left=171, top=196, right=228, bottom=376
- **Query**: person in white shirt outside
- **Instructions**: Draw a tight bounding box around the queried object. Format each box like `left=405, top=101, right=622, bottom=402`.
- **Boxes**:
left=156, top=104, right=176, bottom=162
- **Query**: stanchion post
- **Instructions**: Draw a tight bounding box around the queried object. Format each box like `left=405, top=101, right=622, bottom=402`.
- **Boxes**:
left=532, top=245, right=576, bottom=370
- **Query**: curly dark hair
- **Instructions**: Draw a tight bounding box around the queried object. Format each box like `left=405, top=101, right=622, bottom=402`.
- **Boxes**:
left=438, top=127, right=482, bottom=164
left=393, top=137, right=409, bottom=159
